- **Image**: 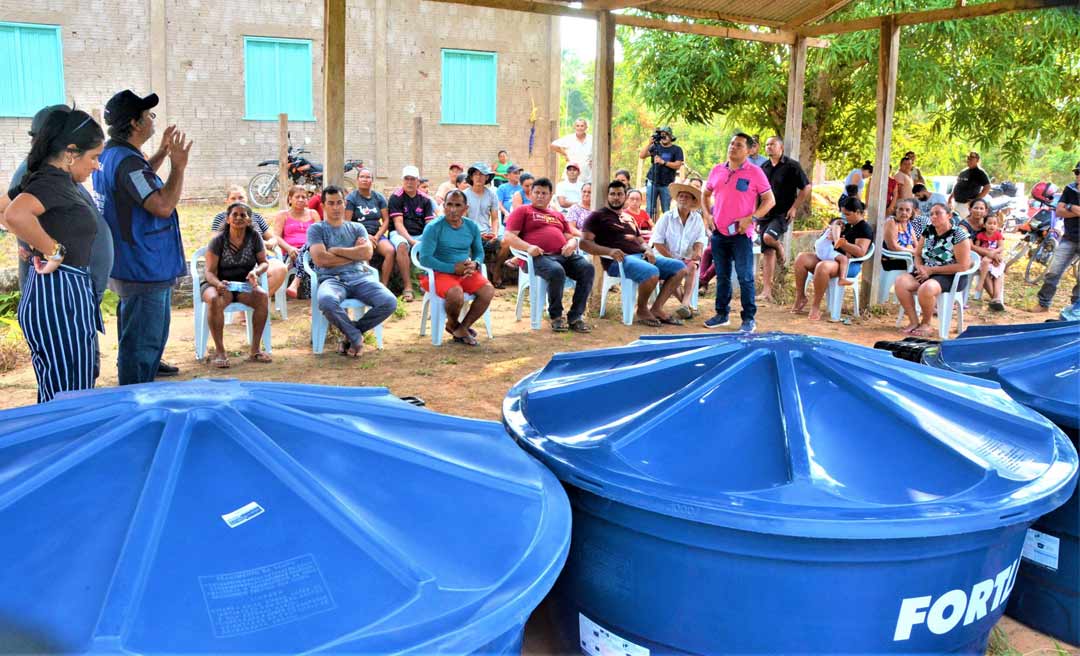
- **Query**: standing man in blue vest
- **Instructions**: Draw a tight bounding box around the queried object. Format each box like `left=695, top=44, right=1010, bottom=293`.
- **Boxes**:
left=93, top=90, right=192, bottom=385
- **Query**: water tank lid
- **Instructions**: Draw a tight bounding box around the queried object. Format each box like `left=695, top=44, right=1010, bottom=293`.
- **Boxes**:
left=935, top=321, right=1080, bottom=429
left=0, top=380, right=570, bottom=654
left=504, top=333, right=1077, bottom=539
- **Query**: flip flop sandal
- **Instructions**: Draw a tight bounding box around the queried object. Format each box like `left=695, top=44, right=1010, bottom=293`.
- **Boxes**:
left=248, top=352, right=273, bottom=363
left=635, top=318, right=662, bottom=328
left=659, top=316, right=684, bottom=326
left=452, top=334, right=479, bottom=346
left=445, top=324, right=477, bottom=338
left=212, top=355, right=230, bottom=369
left=674, top=305, right=693, bottom=320
left=551, top=317, right=569, bottom=332
left=569, top=320, right=592, bottom=333
left=402, top=291, right=415, bottom=302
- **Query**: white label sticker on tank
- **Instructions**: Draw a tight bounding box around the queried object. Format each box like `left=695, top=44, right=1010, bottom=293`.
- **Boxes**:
left=221, top=501, right=264, bottom=528
left=1021, top=529, right=1060, bottom=571
left=579, top=613, right=650, bottom=656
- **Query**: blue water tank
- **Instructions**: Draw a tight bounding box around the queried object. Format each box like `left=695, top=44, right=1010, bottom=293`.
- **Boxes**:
left=0, top=380, right=570, bottom=654
left=504, top=332, right=1078, bottom=655
left=927, top=322, right=1080, bottom=645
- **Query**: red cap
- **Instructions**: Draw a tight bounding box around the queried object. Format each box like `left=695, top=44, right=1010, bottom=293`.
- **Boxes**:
left=449, top=162, right=464, bottom=170
left=566, top=162, right=581, bottom=170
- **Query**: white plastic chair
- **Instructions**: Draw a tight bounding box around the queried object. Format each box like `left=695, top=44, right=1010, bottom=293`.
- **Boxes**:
left=511, top=247, right=577, bottom=330
left=599, top=259, right=639, bottom=326
left=223, top=248, right=289, bottom=324
left=191, top=246, right=272, bottom=360
left=898, top=252, right=980, bottom=339
left=876, top=248, right=915, bottom=304
left=803, top=244, right=875, bottom=321
left=411, top=241, right=494, bottom=346
left=303, top=252, right=385, bottom=353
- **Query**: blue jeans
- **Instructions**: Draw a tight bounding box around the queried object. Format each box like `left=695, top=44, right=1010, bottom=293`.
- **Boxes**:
left=317, top=269, right=397, bottom=345
left=607, top=253, right=685, bottom=283
left=711, top=232, right=756, bottom=321
left=1037, top=238, right=1080, bottom=308
left=116, top=287, right=172, bottom=385
left=646, top=181, right=671, bottom=219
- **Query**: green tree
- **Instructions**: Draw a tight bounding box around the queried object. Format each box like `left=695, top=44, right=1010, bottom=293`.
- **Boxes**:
left=619, top=3, right=1080, bottom=176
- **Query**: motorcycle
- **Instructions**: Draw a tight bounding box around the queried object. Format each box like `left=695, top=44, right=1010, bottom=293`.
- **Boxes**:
left=248, top=139, right=363, bottom=208
left=1005, top=182, right=1061, bottom=285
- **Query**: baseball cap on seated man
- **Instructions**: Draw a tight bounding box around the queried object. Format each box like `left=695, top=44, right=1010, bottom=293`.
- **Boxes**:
left=104, top=90, right=159, bottom=126
left=401, top=165, right=421, bottom=179
left=1073, top=161, right=1080, bottom=175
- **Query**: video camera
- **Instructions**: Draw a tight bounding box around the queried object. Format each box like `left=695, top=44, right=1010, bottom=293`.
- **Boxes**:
left=649, top=127, right=675, bottom=154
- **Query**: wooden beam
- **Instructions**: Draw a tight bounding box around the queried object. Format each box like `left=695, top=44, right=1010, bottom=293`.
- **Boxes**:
left=642, top=3, right=786, bottom=27
left=783, top=36, right=808, bottom=159
left=322, top=0, right=346, bottom=187
left=801, top=0, right=1076, bottom=36
left=590, top=11, right=616, bottom=314
left=865, top=16, right=900, bottom=308
left=421, top=0, right=597, bottom=19
left=782, top=0, right=860, bottom=27
left=582, top=0, right=655, bottom=9
left=278, top=114, right=290, bottom=210
left=615, top=13, right=830, bottom=47
left=782, top=36, right=808, bottom=266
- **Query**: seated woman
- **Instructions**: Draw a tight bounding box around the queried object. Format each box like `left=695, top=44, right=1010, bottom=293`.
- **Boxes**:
left=792, top=196, right=874, bottom=321
left=882, top=197, right=919, bottom=271
left=512, top=173, right=534, bottom=209
left=622, top=188, right=653, bottom=235
left=565, top=183, right=593, bottom=231
left=894, top=202, right=973, bottom=336
left=212, top=185, right=287, bottom=297
left=202, top=202, right=272, bottom=367
left=271, top=185, right=321, bottom=299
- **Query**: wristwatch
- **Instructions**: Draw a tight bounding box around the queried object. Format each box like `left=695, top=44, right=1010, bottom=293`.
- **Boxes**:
left=47, top=243, right=66, bottom=262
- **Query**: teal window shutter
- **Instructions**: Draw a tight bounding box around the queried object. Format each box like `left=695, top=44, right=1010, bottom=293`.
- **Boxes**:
left=0, top=22, right=65, bottom=118
left=441, top=49, right=497, bottom=125
left=244, top=37, right=314, bottom=121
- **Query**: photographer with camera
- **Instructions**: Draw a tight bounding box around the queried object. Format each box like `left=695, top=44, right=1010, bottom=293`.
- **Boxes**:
left=638, top=126, right=684, bottom=220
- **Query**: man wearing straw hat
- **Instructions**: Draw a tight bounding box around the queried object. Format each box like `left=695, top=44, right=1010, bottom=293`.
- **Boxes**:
left=650, top=182, right=707, bottom=319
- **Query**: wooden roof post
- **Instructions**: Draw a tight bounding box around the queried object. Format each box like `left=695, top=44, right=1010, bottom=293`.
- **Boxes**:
left=782, top=36, right=808, bottom=261
left=864, top=16, right=899, bottom=308
left=590, top=10, right=616, bottom=315
left=592, top=10, right=615, bottom=205
left=323, top=0, right=346, bottom=187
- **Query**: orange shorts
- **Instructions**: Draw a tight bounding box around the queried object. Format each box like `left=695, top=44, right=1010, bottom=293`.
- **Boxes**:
left=419, top=270, right=490, bottom=298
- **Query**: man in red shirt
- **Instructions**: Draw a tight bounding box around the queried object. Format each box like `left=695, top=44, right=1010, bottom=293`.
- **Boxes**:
left=504, top=178, right=594, bottom=332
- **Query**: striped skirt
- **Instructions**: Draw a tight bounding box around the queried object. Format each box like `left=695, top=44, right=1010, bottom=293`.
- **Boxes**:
left=17, top=265, right=104, bottom=403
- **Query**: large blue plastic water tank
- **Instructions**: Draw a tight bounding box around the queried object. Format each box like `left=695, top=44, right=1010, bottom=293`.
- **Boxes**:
left=0, top=380, right=571, bottom=654
left=504, top=333, right=1078, bottom=655
left=927, top=321, right=1080, bottom=645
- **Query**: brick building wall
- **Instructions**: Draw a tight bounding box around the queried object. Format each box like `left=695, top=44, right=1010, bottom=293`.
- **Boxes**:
left=0, top=0, right=561, bottom=199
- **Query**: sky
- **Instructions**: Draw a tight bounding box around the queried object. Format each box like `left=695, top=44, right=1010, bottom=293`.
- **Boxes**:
left=561, top=15, right=624, bottom=61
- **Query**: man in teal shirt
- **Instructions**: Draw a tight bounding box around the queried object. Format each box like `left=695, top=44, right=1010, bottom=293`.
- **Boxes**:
left=418, top=189, right=494, bottom=346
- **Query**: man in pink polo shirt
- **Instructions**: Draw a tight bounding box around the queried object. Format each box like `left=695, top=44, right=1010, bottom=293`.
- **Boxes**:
left=702, top=133, right=775, bottom=332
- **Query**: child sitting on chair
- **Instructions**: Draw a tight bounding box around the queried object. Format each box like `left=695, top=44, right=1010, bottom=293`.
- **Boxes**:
left=815, top=218, right=853, bottom=286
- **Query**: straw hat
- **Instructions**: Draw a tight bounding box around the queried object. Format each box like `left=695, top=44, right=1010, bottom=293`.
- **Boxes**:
left=669, top=182, right=702, bottom=208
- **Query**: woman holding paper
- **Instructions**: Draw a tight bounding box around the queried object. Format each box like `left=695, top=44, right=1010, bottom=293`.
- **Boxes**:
left=202, top=201, right=271, bottom=367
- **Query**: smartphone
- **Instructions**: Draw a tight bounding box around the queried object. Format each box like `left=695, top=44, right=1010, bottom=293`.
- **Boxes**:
left=726, top=222, right=739, bottom=236
left=227, top=281, right=252, bottom=293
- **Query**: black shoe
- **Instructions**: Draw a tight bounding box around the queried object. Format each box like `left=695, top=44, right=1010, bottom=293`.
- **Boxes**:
left=157, top=361, right=180, bottom=377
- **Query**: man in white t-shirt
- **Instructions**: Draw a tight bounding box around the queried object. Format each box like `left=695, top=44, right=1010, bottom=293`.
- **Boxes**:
left=555, top=163, right=584, bottom=209
left=550, top=118, right=593, bottom=183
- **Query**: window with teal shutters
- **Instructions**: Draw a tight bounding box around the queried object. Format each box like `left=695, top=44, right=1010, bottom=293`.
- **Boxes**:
left=441, top=49, right=497, bottom=125
left=0, top=22, right=65, bottom=118
left=244, top=37, right=314, bottom=121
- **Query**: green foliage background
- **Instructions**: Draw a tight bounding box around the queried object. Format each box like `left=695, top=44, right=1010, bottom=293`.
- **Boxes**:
left=561, top=3, right=1079, bottom=188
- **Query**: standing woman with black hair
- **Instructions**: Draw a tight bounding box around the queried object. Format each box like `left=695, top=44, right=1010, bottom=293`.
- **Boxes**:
left=2, top=109, right=105, bottom=402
